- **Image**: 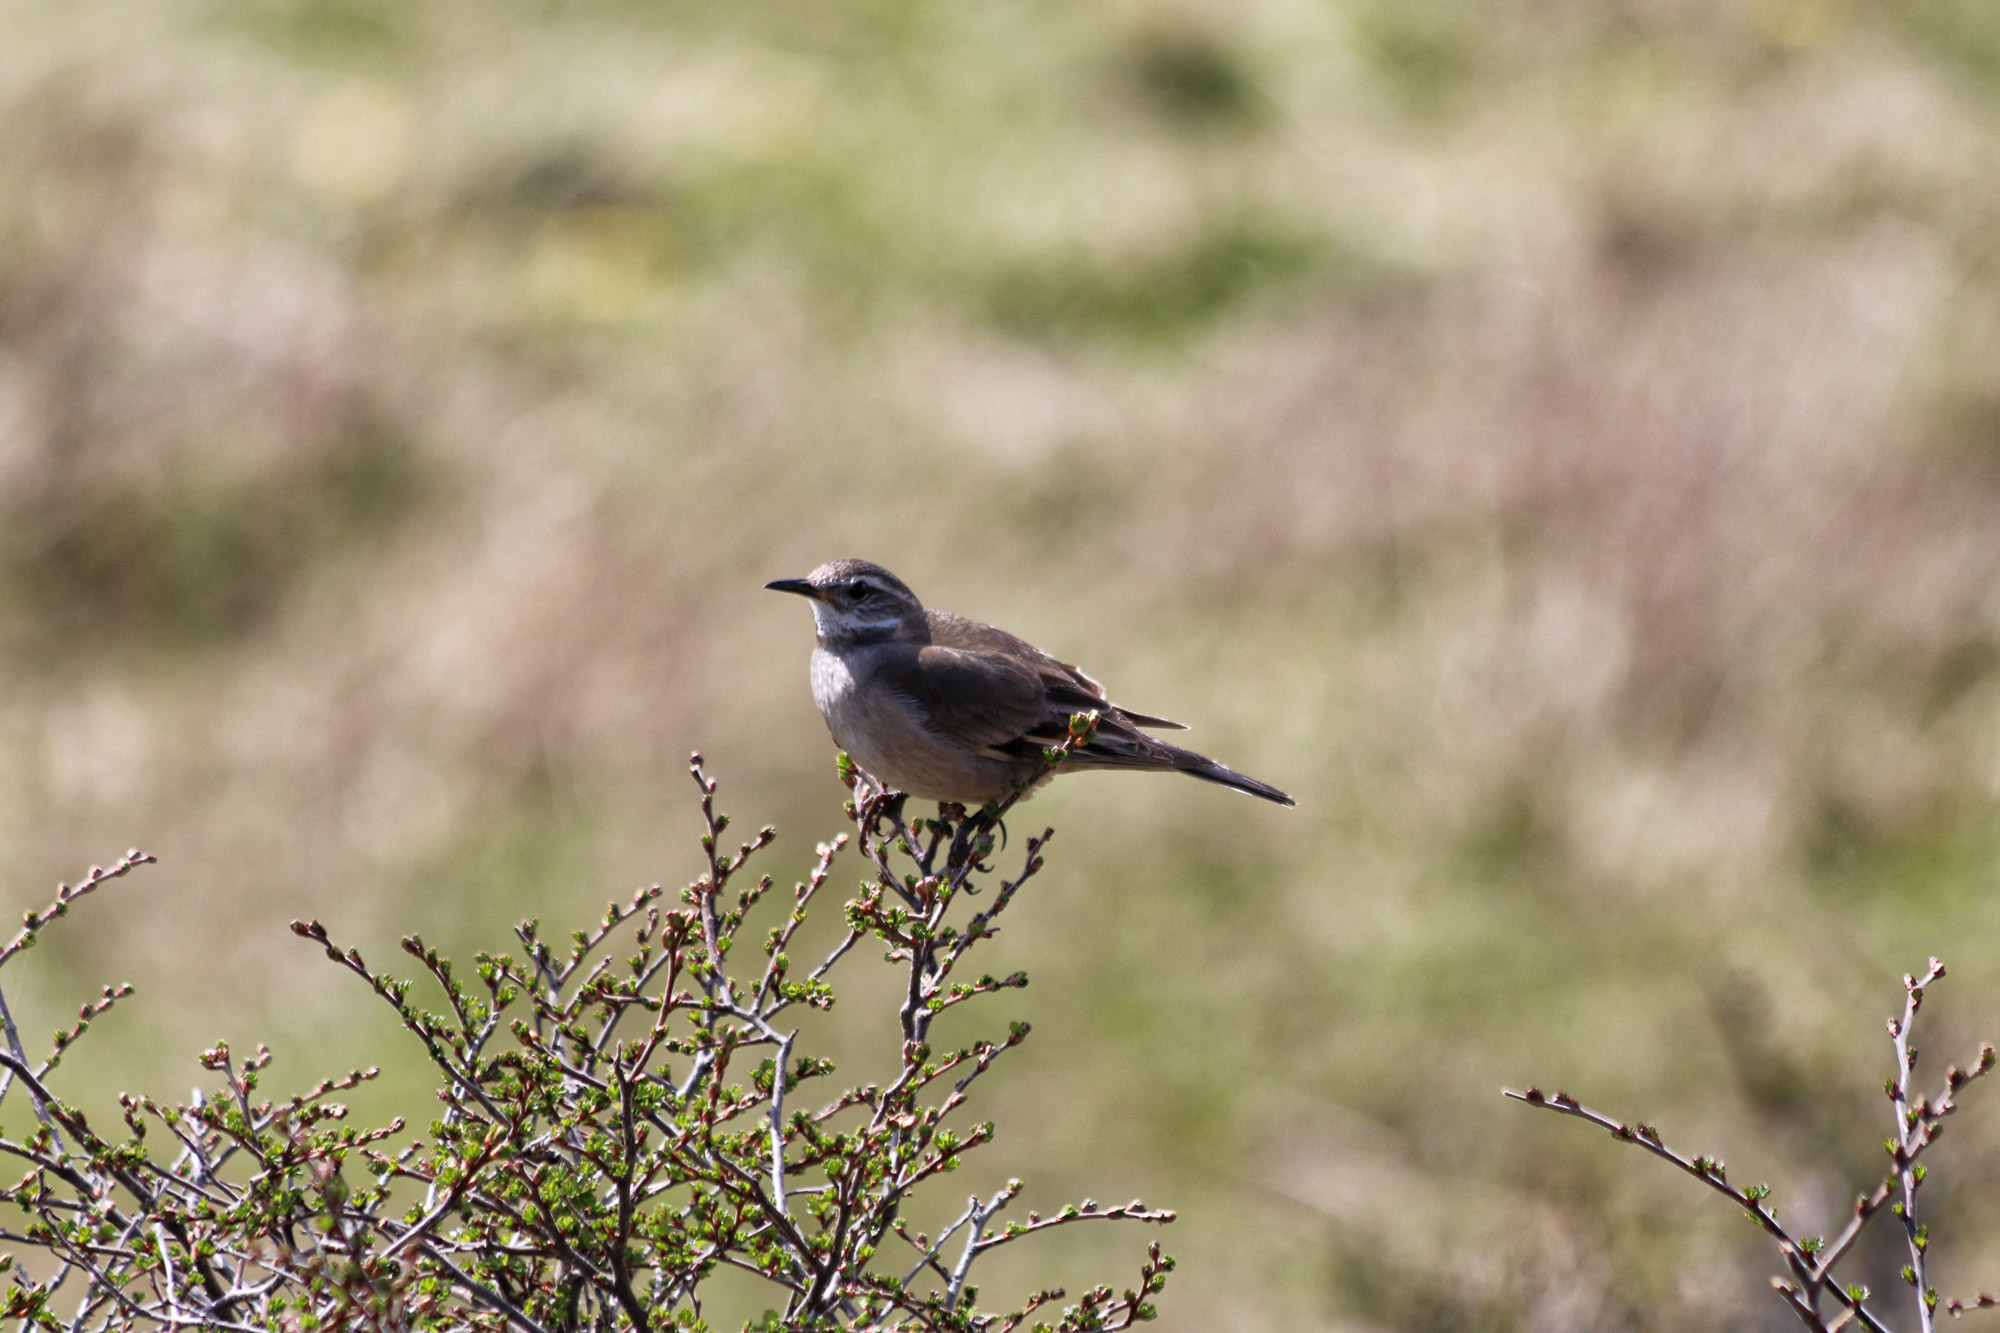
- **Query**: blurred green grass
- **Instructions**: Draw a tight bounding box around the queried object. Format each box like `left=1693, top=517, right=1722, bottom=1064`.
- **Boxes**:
left=7, top=0, right=2000, bottom=1328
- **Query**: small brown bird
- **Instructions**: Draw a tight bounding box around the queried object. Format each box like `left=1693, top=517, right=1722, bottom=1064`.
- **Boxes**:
left=767, top=559, right=1294, bottom=807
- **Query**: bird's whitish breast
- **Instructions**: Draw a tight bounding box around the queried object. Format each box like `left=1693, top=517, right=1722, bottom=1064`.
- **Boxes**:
left=810, top=647, right=905, bottom=777
left=809, top=646, right=859, bottom=740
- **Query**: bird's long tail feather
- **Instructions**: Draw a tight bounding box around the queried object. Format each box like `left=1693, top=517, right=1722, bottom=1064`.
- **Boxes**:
left=1178, top=757, right=1295, bottom=807
left=1049, top=717, right=1295, bottom=806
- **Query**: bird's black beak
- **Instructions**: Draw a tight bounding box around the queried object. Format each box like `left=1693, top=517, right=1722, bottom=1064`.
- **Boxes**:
left=765, top=578, right=821, bottom=600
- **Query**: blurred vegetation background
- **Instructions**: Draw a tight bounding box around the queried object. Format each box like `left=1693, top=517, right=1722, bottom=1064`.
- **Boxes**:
left=7, top=0, right=2000, bottom=1328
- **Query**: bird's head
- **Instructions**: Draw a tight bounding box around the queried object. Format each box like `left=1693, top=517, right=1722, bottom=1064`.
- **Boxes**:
left=766, top=560, right=927, bottom=647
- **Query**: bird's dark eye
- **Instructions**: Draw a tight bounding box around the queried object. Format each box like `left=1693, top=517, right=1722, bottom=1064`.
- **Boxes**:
left=848, top=582, right=874, bottom=602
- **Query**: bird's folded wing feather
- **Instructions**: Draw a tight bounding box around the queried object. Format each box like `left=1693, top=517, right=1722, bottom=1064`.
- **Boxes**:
left=924, top=610, right=1187, bottom=731
left=876, top=646, right=1076, bottom=753
left=878, top=645, right=1188, bottom=772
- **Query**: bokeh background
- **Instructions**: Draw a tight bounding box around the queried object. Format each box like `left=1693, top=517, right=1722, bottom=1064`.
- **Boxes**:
left=8, top=0, right=2000, bottom=1328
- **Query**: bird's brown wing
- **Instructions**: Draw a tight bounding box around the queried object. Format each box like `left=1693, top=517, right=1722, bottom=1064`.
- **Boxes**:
left=873, top=645, right=1057, bottom=754
left=877, top=644, right=1185, bottom=773
left=924, top=610, right=1188, bottom=731
left=889, top=613, right=1291, bottom=805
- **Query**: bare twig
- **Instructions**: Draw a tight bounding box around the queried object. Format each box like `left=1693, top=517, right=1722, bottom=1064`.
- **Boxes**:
left=1508, top=958, right=1999, bottom=1333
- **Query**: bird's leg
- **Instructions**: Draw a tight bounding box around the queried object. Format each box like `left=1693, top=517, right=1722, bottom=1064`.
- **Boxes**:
left=917, top=806, right=957, bottom=875
left=926, top=803, right=980, bottom=891
left=850, top=772, right=918, bottom=865
left=845, top=759, right=908, bottom=833
left=943, top=807, right=997, bottom=884
left=879, top=795, right=941, bottom=912
left=851, top=779, right=929, bottom=911
left=861, top=784, right=907, bottom=836
left=967, top=801, right=1012, bottom=872
left=877, top=792, right=914, bottom=850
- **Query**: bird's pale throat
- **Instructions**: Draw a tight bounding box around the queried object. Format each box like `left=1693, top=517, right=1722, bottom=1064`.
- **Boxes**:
left=818, top=618, right=909, bottom=648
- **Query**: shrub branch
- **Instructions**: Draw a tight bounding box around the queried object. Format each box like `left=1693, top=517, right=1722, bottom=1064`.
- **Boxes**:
left=0, top=732, right=1172, bottom=1331
left=1507, top=959, right=1998, bottom=1332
